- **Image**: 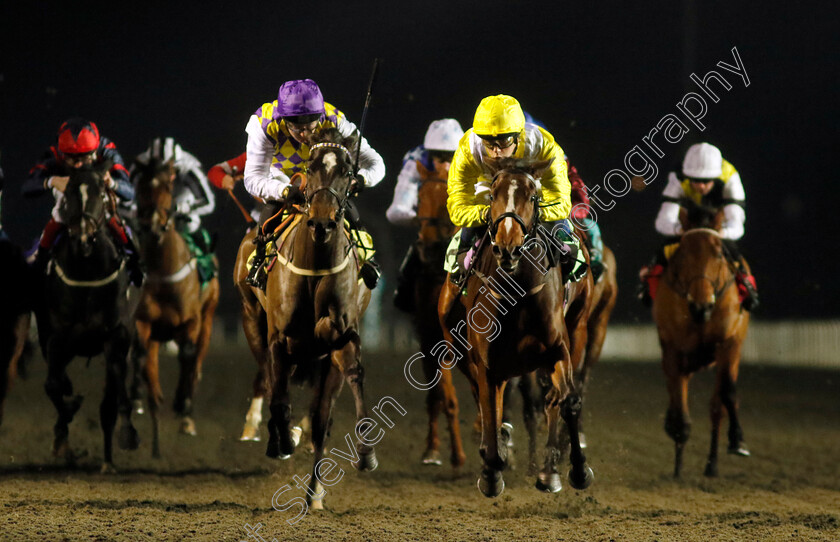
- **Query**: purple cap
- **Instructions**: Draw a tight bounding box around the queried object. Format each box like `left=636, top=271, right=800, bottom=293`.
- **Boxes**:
left=273, top=79, right=325, bottom=120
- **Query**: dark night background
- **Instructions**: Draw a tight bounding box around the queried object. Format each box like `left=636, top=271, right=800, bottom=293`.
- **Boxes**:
left=1, top=1, right=836, bottom=328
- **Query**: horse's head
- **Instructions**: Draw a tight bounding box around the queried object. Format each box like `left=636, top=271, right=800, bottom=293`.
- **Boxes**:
left=303, top=128, right=357, bottom=244
left=679, top=200, right=725, bottom=233
left=416, top=178, right=454, bottom=263
left=133, top=157, right=176, bottom=235
left=485, top=157, right=552, bottom=273
left=60, top=162, right=110, bottom=256
left=670, top=228, right=730, bottom=323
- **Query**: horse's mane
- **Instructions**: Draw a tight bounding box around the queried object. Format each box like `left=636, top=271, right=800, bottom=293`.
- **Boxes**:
left=133, top=156, right=172, bottom=180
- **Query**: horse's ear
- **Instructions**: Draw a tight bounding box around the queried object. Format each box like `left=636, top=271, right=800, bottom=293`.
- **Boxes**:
left=530, top=158, right=554, bottom=180
left=484, top=157, right=504, bottom=176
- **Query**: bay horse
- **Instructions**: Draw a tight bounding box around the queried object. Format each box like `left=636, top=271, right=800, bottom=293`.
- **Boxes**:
left=411, top=177, right=466, bottom=468
left=234, top=129, right=378, bottom=510
left=34, top=163, right=139, bottom=471
left=438, top=157, right=594, bottom=497
left=131, top=157, right=220, bottom=457
left=0, top=237, right=31, bottom=427
left=653, top=207, right=750, bottom=477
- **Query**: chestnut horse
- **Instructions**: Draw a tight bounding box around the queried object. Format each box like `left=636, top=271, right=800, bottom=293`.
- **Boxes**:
left=438, top=157, right=594, bottom=497
left=234, top=129, right=378, bottom=510
left=0, top=237, right=32, bottom=427
left=653, top=208, right=750, bottom=477
left=131, top=158, right=220, bottom=457
left=411, top=177, right=466, bottom=467
left=35, top=163, right=139, bottom=470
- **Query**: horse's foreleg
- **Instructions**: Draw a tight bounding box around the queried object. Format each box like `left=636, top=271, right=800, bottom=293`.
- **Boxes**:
left=518, top=372, right=540, bottom=475
left=128, top=330, right=145, bottom=414
left=662, top=346, right=691, bottom=478
left=422, top=355, right=444, bottom=466
left=101, top=325, right=138, bottom=472
left=307, top=360, right=344, bottom=510
left=706, top=339, right=749, bottom=477
left=536, top=358, right=571, bottom=494
left=194, top=281, right=219, bottom=385
left=265, top=338, right=295, bottom=459
left=337, top=336, right=378, bottom=472
left=476, top=369, right=506, bottom=498
left=439, top=367, right=466, bottom=468
left=44, top=338, right=80, bottom=460
left=174, top=320, right=200, bottom=436
left=240, top=302, right=268, bottom=441
left=137, top=321, right=162, bottom=458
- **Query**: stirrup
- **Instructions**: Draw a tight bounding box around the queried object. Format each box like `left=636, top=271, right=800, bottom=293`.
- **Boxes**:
left=245, top=262, right=266, bottom=290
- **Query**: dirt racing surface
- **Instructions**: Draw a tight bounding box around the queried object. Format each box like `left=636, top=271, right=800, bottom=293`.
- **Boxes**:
left=1, top=344, right=838, bottom=541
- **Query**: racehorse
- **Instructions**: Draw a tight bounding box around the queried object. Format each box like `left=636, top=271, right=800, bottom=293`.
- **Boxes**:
left=34, top=163, right=139, bottom=470
left=438, top=157, right=594, bottom=497
left=131, top=157, right=220, bottom=457
left=653, top=208, right=751, bottom=477
left=411, top=177, right=466, bottom=467
left=0, top=237, right=31, bottom=427
left=234, top=128, right=378, bottom=510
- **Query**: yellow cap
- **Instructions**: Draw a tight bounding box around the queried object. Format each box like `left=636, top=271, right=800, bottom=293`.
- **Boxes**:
left=472, top=95, right=526, bottom=137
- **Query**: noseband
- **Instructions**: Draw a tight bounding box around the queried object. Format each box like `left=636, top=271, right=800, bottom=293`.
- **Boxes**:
left=487, top=171, right=540, bottom=243
left=303, top=142, right=355, bottom=217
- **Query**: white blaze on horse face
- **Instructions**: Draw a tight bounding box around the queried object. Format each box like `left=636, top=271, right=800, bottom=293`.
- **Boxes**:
left=79, top=184, right=90, bottom=237
left=503, top=180, right=518, bottom=233
left=322, top=152, right=338, bottom=174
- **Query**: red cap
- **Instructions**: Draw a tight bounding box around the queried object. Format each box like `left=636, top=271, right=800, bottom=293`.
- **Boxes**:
left=57, top=118, right=100, bottom=154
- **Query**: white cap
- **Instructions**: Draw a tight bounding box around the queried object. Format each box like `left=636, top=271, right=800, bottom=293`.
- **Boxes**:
left=682, top=143, right=723, bottom=179
left=423, top=119, right=464, bottom=152
left=150, top=137, right=183, bottom=163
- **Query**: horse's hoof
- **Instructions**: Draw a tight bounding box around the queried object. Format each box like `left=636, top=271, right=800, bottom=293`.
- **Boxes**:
left=118, top=425, right=140, bottom=451
left=728, top=443, right=750, bottom=457
left=478, top=469, right=505, bottom=498
left=422, top=449, right=443, bottom=466
left=579, top=432, right=588, bottom=449
left=501, top=422, right=514, bottom=448
left=100, top=462, right=117, bottom=474
left=354, top=450, right=378, bottom=472
left=290, top=426, right=302, bottom=448
left=310, top=498, right=324, bottom=511
left=451, top=451, right=467, bottom=469
left=535, top=472, right=563, bottom=493
left=178, top=417, right=197, bottom=436
left=568, top=465, right=594, bottom=490
left=703, top=462, right=718, bottom=477
left=132, top=399, right=145, bottom=415
left=239, top=425, right=261, bottom=442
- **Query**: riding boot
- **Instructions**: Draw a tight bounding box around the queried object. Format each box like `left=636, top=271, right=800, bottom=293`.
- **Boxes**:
left=393, top=244, right=420, bottom=312
left=449, top=247, right=471, bottom=287
left=637, top=260, right=665, bottom=307
left=246, top=233, right=267, bottom=290
left=360, top=258, right=381, bottom=290
left=736, top=272, right=759, bottom=311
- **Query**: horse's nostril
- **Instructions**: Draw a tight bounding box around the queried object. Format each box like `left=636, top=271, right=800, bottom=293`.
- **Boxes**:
left=512, top=246, right=522, bottom=257
left=307, top=219, right=315, bottom=228
left=492, top=245, right=502, bottom=256
left=327, top=220, right=337, bottom=230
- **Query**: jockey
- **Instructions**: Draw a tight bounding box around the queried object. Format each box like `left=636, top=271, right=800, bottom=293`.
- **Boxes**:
left=387, top=118, right=464, bottom=312
left=22, top=118, right=143, bottom=286
left=131, top=137, right=216, bottom=254
left=638, top=142, right=759, bottom=311
left=243, top=78, right=386, bottom=290
left=447, top=95, right=577, bottom=285
left=208, top=151, right=264, bottom=223
left=567, top=158, right=605, bottom=281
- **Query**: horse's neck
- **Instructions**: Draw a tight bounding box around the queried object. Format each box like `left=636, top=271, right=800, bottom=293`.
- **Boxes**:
left=476, top=240, right=557, bottom=291
left=143, top=228, right=191, bottom=273
left=55, top=231, right=119, bottom=276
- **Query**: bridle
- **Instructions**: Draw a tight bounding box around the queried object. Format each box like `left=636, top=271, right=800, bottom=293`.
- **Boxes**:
left=487, top=170, right=541, bottom=244
left=301, top=142, right=355, bottom=218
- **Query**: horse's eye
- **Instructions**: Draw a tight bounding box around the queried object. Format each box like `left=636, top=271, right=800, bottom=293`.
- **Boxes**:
left=489, top=195, right=494, bottom=201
